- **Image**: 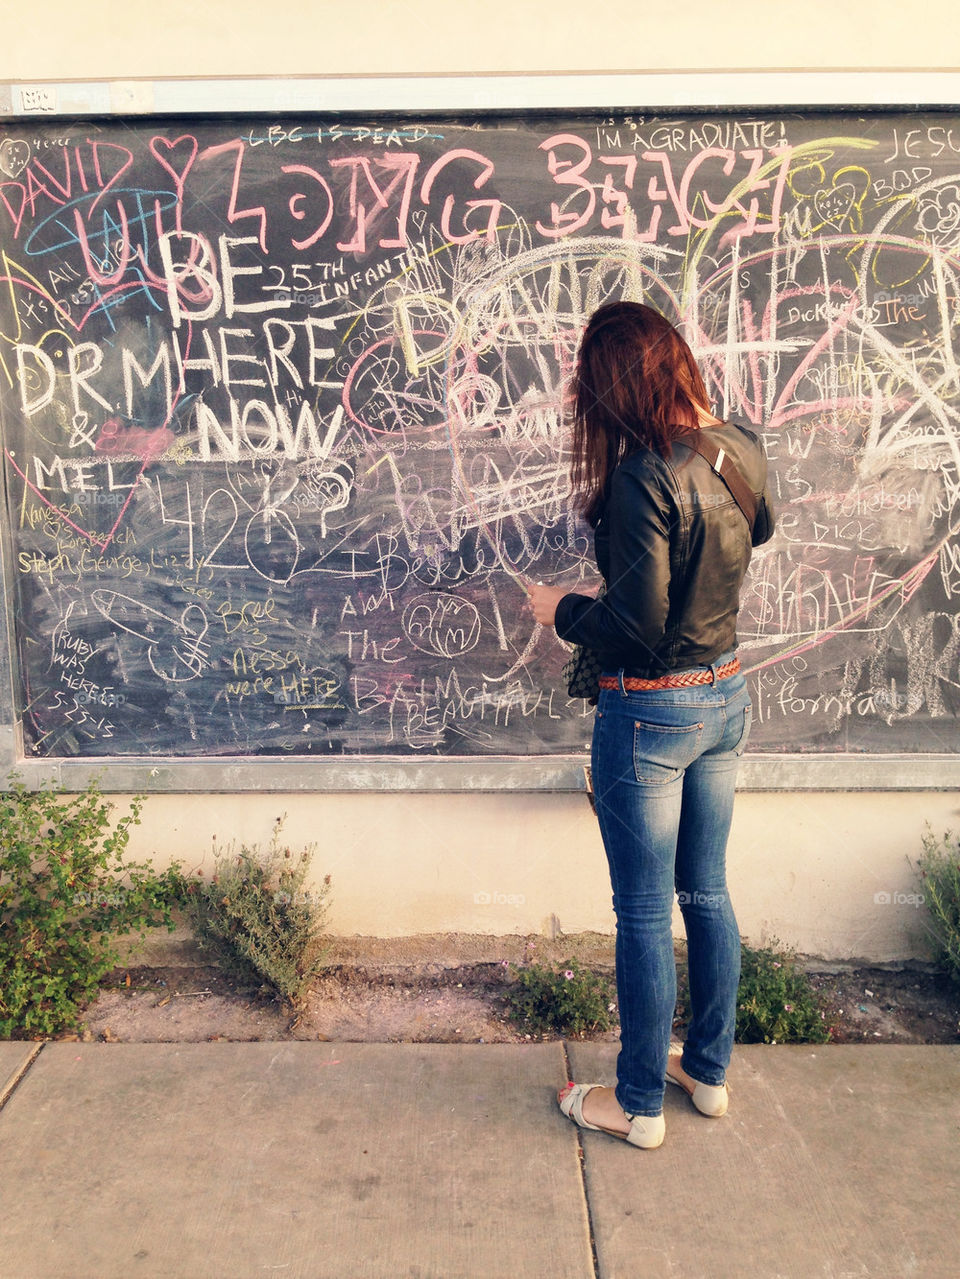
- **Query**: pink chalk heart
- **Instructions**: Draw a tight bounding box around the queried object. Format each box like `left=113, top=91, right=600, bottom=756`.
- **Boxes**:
left=148, top=134, right=199, bottom=195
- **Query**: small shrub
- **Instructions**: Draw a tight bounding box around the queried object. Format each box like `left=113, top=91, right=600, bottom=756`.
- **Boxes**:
left=673, top=946, right=690, bottom=1035
left=915, top=826, right=960, bottom=984
left=182, top=818, right=330, bottom=1009
left=502, top=958, right=616, bottom=1037
left=672, top=938, right=830, bottom=1044
left=0, top=777, right=182, bottom=1039
left=733, top=940, right=831, bottom=1044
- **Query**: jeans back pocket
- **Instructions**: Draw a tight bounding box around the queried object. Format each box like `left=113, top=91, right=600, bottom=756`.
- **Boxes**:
left=732, top=703, right=753, bottom=756
left=632, top=718, right=704, bottom=785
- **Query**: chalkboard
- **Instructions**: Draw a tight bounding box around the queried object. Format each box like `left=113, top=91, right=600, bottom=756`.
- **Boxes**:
left=1, top=106, right=959, bottom=759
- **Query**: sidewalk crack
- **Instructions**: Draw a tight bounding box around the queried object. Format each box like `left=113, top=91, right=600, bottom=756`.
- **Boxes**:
left=0, top=1041, right=45, bottom=1115
left=561, top=1039, right=601, bottom=1279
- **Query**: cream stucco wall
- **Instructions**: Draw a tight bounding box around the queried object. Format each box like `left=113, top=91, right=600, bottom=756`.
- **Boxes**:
left=114, top=789, right=959, bottom=963
left=5, top=4, right=960, bottom=961
left=8, top=0, right=960, bottom=78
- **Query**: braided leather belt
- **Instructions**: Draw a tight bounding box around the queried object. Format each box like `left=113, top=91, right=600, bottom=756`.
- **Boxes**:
left=598, top=657, right=741, bottom=692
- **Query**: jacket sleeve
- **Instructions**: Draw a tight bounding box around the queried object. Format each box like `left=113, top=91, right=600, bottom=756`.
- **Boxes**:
left=554, top=460, right=674, bottom=666
left=752, top=488, right=776, bottom=546
left=750, top=439, right=776, bottom=547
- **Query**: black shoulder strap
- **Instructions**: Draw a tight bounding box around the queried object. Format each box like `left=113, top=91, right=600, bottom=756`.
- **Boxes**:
left=680, top=429, right=758, bottom=530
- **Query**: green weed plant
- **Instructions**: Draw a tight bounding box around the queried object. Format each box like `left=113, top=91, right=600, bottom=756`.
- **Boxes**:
left=916, top=826, right=960, bottom=984
left=182, top=819, right=331, bottom=1009
left=731, top=939, right=831, bottom=1044
left=502, top=957, right=616, bottom=1037
left=673, top=939, right=830, bottom=1044
left=503, top=939, right=830, bottom=1044
left=0, top=777, right=181, bottom=1039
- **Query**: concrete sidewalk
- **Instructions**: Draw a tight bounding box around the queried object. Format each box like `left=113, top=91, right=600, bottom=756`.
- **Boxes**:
left=0, top=1041, right=957, bottom=1279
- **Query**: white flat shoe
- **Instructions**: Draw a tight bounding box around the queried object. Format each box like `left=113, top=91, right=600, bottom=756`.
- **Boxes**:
left=558, top=1082, right=665, bottom=1149
left=666, top=1044, right=729, bottom=1117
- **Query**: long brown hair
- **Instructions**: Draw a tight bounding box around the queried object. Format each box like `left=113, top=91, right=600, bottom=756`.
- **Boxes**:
left=570, top=302, right=713, bottom=526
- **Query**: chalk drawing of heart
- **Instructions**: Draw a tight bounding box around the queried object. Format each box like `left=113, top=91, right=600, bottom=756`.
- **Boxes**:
left=148, top=134, right=199, bottom=194
left=0, top=138, right=29, bottom=179
left=814, top=183, right=856, bottom=230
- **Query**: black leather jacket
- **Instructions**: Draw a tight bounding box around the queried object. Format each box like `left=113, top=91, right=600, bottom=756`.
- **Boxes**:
left=554, top=421, right=775, bottom=676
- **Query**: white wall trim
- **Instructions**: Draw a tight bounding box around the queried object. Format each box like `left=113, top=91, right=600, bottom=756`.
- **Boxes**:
left=3, top=71, right=959, bottom=119
left=7, top=754, right=960, bottom=794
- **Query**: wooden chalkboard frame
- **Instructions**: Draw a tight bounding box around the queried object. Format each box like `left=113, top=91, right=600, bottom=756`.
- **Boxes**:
left=2, top=73, right=960, bottom=792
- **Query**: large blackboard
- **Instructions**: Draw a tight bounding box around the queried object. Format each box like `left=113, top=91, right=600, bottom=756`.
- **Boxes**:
left=1, top=107, right=959, bottom=758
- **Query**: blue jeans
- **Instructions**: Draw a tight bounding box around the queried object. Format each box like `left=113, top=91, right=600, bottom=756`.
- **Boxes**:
left=591, top=650, right=751, bottom=1117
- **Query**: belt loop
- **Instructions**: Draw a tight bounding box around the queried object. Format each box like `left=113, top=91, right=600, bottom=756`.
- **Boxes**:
left=617, top=669, right=626, bottom=697
left=707, top=660, right=718, bottom=686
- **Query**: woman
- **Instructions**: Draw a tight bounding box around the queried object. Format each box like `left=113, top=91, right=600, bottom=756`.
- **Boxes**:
left=528, top=302, right=775, bottom=1149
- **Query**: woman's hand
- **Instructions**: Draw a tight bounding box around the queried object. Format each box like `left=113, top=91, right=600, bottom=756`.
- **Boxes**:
left=525, top=581, right=568, bottom=627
